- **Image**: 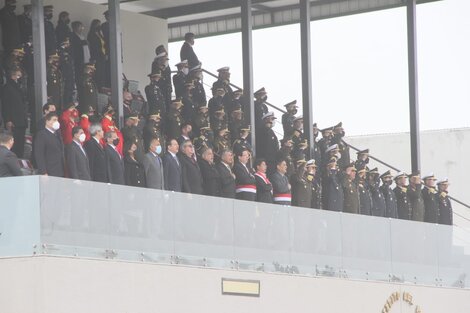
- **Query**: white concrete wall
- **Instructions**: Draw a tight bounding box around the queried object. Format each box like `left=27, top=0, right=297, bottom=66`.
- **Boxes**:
left=0, top=256, right=469, bottom=313
left=1, top=0, right=167, bottom=92
left=346, top=127, right=470, bottom=228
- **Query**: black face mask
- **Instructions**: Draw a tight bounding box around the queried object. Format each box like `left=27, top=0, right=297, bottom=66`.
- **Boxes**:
left=261, top=95, right=268, bottom=102
left=290, top=108, right=298, bottom=115
left=384, top=180, right=393, bottom=186
left=112, top=138, right=120, bottom=146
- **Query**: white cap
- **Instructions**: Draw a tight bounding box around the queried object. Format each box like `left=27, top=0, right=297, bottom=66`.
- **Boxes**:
left=155, top=52, right=169, bottom=59
left=189, top=64, right=202, bottom=72
left=175, top=59, right=188, bottom=67
left=217, top=66, right=230, bottom=72
left=325, top=144, right=339, bottom=153
left=437, top=177, right=449, bottom=185
left=262, top=112, right=276, bottom=120
left=293, top=115, right=303, bottom=122
left=306, top=159, right=316, bottom=167
left=394, top=171, right=407, bottom=180
left=422, top=172, right=437, bottom=180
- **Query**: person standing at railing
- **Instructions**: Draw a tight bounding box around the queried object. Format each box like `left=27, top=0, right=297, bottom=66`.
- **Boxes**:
left=323, top=157, right=343, bottom=212
left=342, top=162, right=359, bottom=214
left=180, top=140, right=203, bottom=195
left=394, top=172, right=412, bottom=220
left=0, top=130, right=22, bottom=177
left=173, top=60, right=188, bottom=99
left=142, top=136, right=164, bottom=190
left=212, top=67, right=233, bottom=106
left=407, top=171, right=425, bottom=222
left=34, top=112, right=65, bottom=177
left=151, top=49, right=173, bottom=114
left=180, top=32, right=200, bottom=69
left=437, top=178, right=452, bottom=225
left=254, top=87, right=268, bottom=131
left=234, top=148, right=256, bottom=201
left=305, top=159, right=322, bottom=210
left=369, top=168, right=386, bottom=217
left=145, top=69, right=165, bottom=117
left=290, top=159, right=311, bottom=208
left=271, top=158, right=292, bottom=206
left=188, top=65, right=206, bottom=107
left=357, top=165, right=372, bottom=215
left=422, top=173, right=440, bottom=223
left=282, top=100, right=298, bottom=138
left=332, top=122, right=350, bottom=170
left=380, top=170, right=398, bottom=218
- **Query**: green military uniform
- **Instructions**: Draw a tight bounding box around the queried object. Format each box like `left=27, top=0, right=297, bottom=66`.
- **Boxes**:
left=166, top=99, right=183, bottom=140
left=290, top=160, right=312, bottom=208
left=342, top=163, right=360, bottom=214
left=46, top=53, right=63, bottom=110
left=78, top=63, right=98, bottom=115
left=193, top=126, right=214, bottom=156
left=407, top=171, right=425, bottom=222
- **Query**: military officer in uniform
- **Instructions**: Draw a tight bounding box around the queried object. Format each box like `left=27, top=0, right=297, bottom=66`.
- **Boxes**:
left=342, top=162, right=359, bottom=214
left=145, top=69, right=165, bottom=116
left=181, top=81, right=197, bottom=123
left=436, top=178, right=452, bottom=225
left=332, top=122, right=350, bottom=170
left=291, top=159, right=312, bottom=208
left=193, top=126, right=214, bottom=157
left=78, top=63, right=98, bottom=115
left=254, top=87, right=268, bottom=130
left=357, top=165, right=372, bottom=216
left=422, top=173, right=440, bottom=223
left=380, top=170, right=398, bottom=218
left=228, top=105, right=244, bottom=138
left=172, top=59, right=188, bottom=99
left=212, top=66, right=233, bottom=104
left=282, top=100, right=298, bottom=138
left=368, top=167, right=386, bottom=217
left=306, top=159, right=321, bottom=209
left=213, top=128, right=231, bottom=158
left=257, top=112, right=279, bottom=174
left=188, top=64, right=207, bottom=107
left=311, top=123, right=322, bottom=171
left=46, top=52, right=63, bottom=110
left=276, top=138, right=295, bottom=178
left=192, top=105, right=209, bottom=136
left=355, top=149, right=370, bottom=172
left=318, top=126, right=334, bottom=161
left=232, top=125, right=252, bottom=156
left=323, top=157, right=343, bottom=212
left=407, top=171, right=425, bottom=222
left=208, top=87, right=225, bottom=120
left=211, top=108, right=227, bottom=135
left=166, top=98, right=183, bottom=140
left=122, top=113, right=144, bottom=162
left=151, top=51, right=172, bottom=112
left=394, top=172, right=412, bottom=220
left=58, top=38, right=74, bottom=104
left=143, top=112, right=164, bottom=153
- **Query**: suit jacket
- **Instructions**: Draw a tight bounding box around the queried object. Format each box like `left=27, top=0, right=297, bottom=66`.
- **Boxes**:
left=34, top=128, right=65, bottom=177
left=0, top=145, right=22, bottom=177
left=1, top=79, right=27, bottom=127
left=142, top=151, right=164, bottom=189
left=255, top=172, right=273, bottom=203
left=216, top=162, right=236, bottom=199
left=162, top=152, right=182, bottom=192
left=105, top=144, right=125, bottom=185
left=180, top=154, right=204, bottom=195
left=66, top=141, right=91, bottom=180
left=233, top=161, right=256, bottom=201
left=84, top=138, right=108, bottom=183
left=180, top=41, right=199, bottom=68
left=199, top=159, right=221, bottom=197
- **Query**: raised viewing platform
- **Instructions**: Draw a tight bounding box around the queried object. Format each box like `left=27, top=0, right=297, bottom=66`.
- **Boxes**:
left=1, top=176, right=469, bottom=289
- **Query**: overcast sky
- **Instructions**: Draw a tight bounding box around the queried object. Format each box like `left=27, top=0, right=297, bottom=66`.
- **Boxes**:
left=169, top=0, right=470, bottom=137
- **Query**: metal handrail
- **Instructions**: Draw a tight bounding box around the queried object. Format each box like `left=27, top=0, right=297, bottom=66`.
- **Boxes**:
left=202, top=68, right=287, bottom=114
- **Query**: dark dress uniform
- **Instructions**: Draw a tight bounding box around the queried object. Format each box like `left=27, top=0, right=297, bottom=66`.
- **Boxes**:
left=216, top=161, right=236, bottom=199
left=370, top=181, right=386, bottom=217
left=270, top=171, right=292, bottom=205
left=192, top=80, right=207, bottom=107
left=213, top=136, right=230, bottom=158
left=44, top=17, right=57, bottom=56
left=358, top=181, right=372, bottom=216
left=254, top=172, right=273, bottom=203
left=145, top=82, right=165, bottom=116
left=78, top=72, right=98, bottom=114
left=180, top=41, right=200, bottom=68
left=333, top=134, right=350, bottom=170
left=0, top=4, right=21, bottom=53
left=208, top=95, right=224, bottom=119
left=254, top=99, right=268, bottom=130
left=381, top=184, right=398, bottom=218
left=291, top=173, right=312, bottom=208
left=342, top=176, right=360, bottom=214
left=18, top=12, right=32, bottom=45
left=143, top=118, right=164, bottom=153
left=172, top=71, right=187, bottom=99
left=408, top=184, right=425, bottom=222
left=323, top=170, right=343, bottom=211
left=232, top=137, right=252, bottom=157
left=199, top=159, right=221, bottom=197
left=282, top=112, right=296, bottom=138
left=422, top=186, right=440, bottom=223
left=192, top=109, right=209, bottom=136
left=311, top=178, right=322, bottom=209
left=438, top=191, right=452, bottom=225
left=157, top=66, right=173, bottom=112
left=233, top=161, right=256, bottom=201
left=58, top=46, right=75, bottom=104
left=47, top=62, right=64, bottom=110
left=55, top=20, right=72, bottom=49
left=181, top=94, right=196, bottom=124
left=193, top=133, right=214, bottom=156
left=394, top=186, right=412, bottom=220
left=211, top=115, right=228, bottom=135
left=256, top=126, right=279, bottom=172
left=124, top=155, right=146, bottom=187
left=166, top=108, right=183, bottom=140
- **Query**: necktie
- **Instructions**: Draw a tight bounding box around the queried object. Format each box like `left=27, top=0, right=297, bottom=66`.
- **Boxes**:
left=173, top=155, right=179, bottom=167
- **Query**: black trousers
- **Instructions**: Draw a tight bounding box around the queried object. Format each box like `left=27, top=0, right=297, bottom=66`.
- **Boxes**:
left=12, top=126, right=26, bottom=159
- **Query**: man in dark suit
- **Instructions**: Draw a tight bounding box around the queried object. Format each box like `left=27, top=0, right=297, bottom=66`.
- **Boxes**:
left=162, top=139, right=182, bottom=192
left=142, top=136, right=164, bottom=189
left=199, top=147, right=220, bottom=197
left=0, top=131, right=23, bottom=177
left=216, top=149, right=236, bottom=198
left=34, top=112, right=65, bottom=177
left=104, top=130, right=125, bottom=185
left=180, top=32, right=200, bottom=68
left=180, top=139, right=203, bottom=194
left=1, top=68, right=28, bottom=158
left=66, top=126, right=91, bottom=180
left=84, top=124, right=108, bottom=183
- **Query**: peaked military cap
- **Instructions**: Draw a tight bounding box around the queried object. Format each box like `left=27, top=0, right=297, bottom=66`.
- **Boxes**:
left=333, top=122, right=343, bottom=129
left=284, top=100, right=297, bottom=108
left=325, top=144, right=339, bottom=153
left=423, top=173, right=437, bottom=180
left=380, top=170, right=393, bottom=179
left=262, top=112, right=276, bottom=120
left=394, top=171, right=408, bottom=180
left=148, top=69, right=161, bottom=77
left=369, top=167, right=380, bottom=175
left=356, top=149, right=369, bottom=155
left=175, top=60, right=188, bottom=67
left=293, top=115, right=303, bottom=122
left=437, top=178, right=449, bottom=185
left=306, top=159, right=317, bottom=167
left=217, top=66, right=230, bottom=72
left=254, top=87, right=266, bottom=96
left=408, top=170, right=421, bottom=178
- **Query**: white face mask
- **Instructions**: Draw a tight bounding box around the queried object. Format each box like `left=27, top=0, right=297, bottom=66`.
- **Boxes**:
left=52, top=121, right=60, bottom=131
left=79, top=133, right=86, bottom=143
left=182, top=67, right=189, bottom=75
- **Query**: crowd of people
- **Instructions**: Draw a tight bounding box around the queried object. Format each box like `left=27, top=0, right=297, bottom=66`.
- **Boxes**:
left=0, top=2, right=453, bottom=226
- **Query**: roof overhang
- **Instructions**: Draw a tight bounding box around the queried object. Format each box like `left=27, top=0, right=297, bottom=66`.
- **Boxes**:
left=84, top=0, right=441, bottom=42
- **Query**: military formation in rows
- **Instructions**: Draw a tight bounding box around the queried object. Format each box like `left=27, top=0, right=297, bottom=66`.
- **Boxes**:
left=0, top=1, right=453, bottom=225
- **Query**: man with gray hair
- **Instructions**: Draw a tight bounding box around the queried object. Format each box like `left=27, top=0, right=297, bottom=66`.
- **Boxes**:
left=104, top=130, right=124, bottom=185
left=0, top=131, right=23, bottom=177
left=84, top=123, right=108, bottom=183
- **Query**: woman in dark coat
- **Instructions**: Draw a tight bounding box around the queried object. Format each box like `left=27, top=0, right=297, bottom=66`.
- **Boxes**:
left=199, top=147, right=221, bottom=197
left=124, top=141, right=146, bottom=187
left=254, top=158, right=272, bottom=203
